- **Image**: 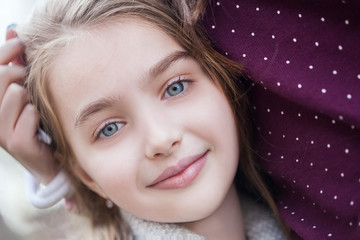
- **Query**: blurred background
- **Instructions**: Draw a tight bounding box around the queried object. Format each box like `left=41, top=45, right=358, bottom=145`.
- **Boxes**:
left=0, top=1, right=78, bottom=239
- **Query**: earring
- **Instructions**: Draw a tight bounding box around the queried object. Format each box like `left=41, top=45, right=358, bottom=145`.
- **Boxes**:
left=106, top=199, right=114, bottom=208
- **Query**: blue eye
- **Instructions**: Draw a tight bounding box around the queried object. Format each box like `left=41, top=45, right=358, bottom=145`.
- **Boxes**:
left=165, top=81, right=185, bottom=97
left=99, top=122, right=122, bottom=138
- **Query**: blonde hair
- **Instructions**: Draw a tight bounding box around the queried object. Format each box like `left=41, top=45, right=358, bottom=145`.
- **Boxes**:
left=19, top=0, right=285, bottom=239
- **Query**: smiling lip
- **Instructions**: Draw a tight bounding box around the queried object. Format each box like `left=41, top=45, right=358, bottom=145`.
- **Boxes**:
left=147, top=151, right=208, bottom=190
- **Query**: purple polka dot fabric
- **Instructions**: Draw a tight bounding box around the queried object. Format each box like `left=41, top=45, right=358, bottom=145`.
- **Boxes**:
left=203, top=0, right=360, bottom=239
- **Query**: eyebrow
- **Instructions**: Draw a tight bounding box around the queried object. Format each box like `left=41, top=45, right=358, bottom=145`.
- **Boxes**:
left=74, top=51, right=191, bottom=128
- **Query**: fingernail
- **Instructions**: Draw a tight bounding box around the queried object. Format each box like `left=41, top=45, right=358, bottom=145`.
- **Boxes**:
left=6, top=23, right=17, bottom=30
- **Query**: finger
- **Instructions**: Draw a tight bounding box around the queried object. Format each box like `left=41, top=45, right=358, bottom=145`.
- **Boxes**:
left=13, top=104, right=58, bottom=184
left=6, top=24, right=18, bottom=41
left=0, top=65, right=25, bottom=100
left=0, top=83, right=28, bottom=140
left=0, top=38, right=24, bottom=65
left=6, top=27, right=26, bottom=66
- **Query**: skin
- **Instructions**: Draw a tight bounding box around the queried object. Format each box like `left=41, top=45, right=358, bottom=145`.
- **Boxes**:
left=48, top=19, right=244, bottom=238
left=0, top=28, right=57, bottom=184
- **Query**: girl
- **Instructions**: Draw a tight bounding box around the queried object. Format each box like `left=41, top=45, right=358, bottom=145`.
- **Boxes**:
left=2, top=0, right=287, bottom=239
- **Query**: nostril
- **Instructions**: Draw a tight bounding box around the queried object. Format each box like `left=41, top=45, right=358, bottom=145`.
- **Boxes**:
left=171, top=141, right=178, bottom=147
left=154, top=153, right=162, bottom=158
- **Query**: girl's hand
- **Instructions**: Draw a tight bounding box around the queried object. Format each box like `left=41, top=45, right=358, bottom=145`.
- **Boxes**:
left=0, top=26, right=58, bottom=184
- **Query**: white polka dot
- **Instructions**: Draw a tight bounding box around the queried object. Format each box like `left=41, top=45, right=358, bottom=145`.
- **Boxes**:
left=339, top=115, right=344, bottom=120
left=296, top=159, right=299, bottom=162
left=320, top=190, right=323, bottom=194
left=296, top=137, right=299, bottom=141
left=298, top=83, right=302, bottom=88
left=313, top=202, right=316, bottom=206
left=345, top=149, right=349, bottom=154
left=309, top=65, right=314, bottom=69
left=298, top=113, right=301, bottom=117
left=312, top=225, right=317, bottom=229
left=268, top=152, right=271, bottom=156
left=345, top=19, right=349, bottom=25
left=327, top=144, right=331, bottom=148
left=340, top=173, right=344, bottom=177
left=242, top=54, right=246, bottom=57
left=301, top=218, right=304, bottom=221
left=334, top=195, right=337, bottom=199
left=321, top=17, right=325, bottom=22
left=328, top=233, right=332, bottom=237
left=281, top=111, right=284, bottom=115
left=342, top=0, right=346, bottom=3
left=349, top=222, right=353, bottom=226
left=291, top=212, right=295, bottom=215
left=264, top=57, right=268, bottom=60
left=284, top=206, right=288, bottom=209
left=251, top=32, right=255, bottom=36
left=315, top=115, right=318, bottom=119
left=321, top=88, right=327, bottom=93
left=357, top=74, right=360, bottom=79
left=272, top=35, right=275, bottom=39
left=310, top=140, right=314, bottom=144
left=298, top=13, right=302, bottom=18
left=350, top=201, right=354, bottom=206
left=351, top=125, right=355, bottom=129
left=310, top=162, right=314, bottom=166
left=267, top=108, right=271, bottom=112
left=333, top=70, right=338, bottom=75
left=277, top=10, right=280, bottom=14
left=216, top=2, right=220, bottom=6
left=286, top=60, right=290, bottom=64
left=225, top=52, right=228, bottom=56
left=332, top=119, right=336, bottom=124
left=293, top=38, right=297, bottom=42
left=280, top=155, right=284, bottom=159
left=236, top=4, right=240, bottom=8
left=315, top=42, right=319, bottom=46
left=347, top=94, right=352, bottom=99
left=277, top=82, right=281, bottom=86
left=211, top=25, right=215, bottom=29
left=306, top=184, right=310, bottom=188
left=338, top=45, right=343, bottom=50
left=325, top=168, right=328, bottom=172
left=268, top=131, right=272, bottom=135
left=231, top=29, right=235, bottom=33
left=256, top=7, right=259, bottom=11
left=336, top=216, right=339, bottom=219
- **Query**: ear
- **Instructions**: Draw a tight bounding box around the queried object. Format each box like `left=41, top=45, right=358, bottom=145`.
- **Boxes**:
left=73, top=162, right=107, bottom=199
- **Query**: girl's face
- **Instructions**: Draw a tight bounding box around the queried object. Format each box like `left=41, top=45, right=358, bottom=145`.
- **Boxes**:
left=49, top=19, right=239, bottom=223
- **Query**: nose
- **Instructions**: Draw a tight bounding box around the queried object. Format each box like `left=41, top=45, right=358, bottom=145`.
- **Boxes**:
left=143, top=113, right=182, bottom=159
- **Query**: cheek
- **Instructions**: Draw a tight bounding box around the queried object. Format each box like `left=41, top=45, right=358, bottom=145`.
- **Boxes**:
left=74, top=143, right=140, bottom=192
left=186, top=87, right=239, bottom=149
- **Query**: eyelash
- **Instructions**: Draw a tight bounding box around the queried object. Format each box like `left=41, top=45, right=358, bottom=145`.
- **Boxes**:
left=94, top=120, right=123, bottom=141
left=162, top=76, right=192, bottom=99
left=93, top=76, right=192, bottom=141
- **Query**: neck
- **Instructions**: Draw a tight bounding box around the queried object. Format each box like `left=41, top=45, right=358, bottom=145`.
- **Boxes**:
left=181, top=184, right=245, bottom=240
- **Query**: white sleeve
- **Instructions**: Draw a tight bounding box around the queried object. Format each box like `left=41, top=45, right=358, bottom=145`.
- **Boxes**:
left=25, top=170, right=74, bottom=209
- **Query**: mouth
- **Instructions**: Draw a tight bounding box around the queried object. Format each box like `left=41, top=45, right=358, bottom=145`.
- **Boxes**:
left=147, top=150, right=209, bottom=190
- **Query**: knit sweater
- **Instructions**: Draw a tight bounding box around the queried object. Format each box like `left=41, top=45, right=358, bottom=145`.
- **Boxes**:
left=121, top=195, right=287, bottom=240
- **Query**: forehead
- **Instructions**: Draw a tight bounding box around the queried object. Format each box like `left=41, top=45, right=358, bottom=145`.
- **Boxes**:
left=47, top=18, right=184, bottom=118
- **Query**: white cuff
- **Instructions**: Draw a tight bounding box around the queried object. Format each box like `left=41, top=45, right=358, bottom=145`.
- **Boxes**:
left=25, top=170, right=74, bottom=209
